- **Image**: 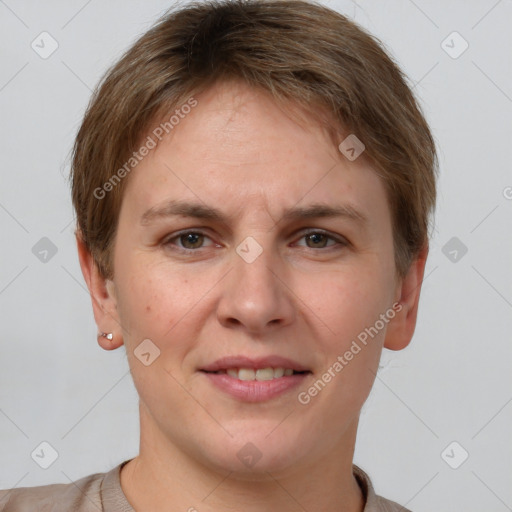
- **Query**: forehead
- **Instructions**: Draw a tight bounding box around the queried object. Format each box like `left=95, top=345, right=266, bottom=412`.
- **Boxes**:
left=121, top=80, right=390, bottom=233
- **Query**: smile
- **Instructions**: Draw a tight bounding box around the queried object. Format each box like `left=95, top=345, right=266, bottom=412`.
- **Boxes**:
left=209, top=367, right=305, bottom=381
left=199, top=355, right=312, bottom=401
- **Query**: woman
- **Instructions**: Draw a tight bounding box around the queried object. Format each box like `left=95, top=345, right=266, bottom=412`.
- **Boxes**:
left=0, top=0, right=437, bottom=510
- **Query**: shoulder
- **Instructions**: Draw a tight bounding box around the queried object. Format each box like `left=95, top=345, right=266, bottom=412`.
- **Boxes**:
left=353, top=464, right=413, bottom=512
left=0, top=469, right=106, bottom=512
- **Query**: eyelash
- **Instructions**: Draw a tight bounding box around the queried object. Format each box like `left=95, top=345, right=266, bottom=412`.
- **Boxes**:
left=162, top=229, right=348, bottom=254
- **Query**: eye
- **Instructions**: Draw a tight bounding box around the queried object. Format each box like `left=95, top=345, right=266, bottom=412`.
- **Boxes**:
left=295, top=230, right=347, bottom=249
left=163, top=230, right=216, bottom=252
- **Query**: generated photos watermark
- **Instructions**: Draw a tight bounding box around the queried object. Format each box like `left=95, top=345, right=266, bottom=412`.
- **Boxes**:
left=297, top=301, right=402, bottom=405
left=93, top=97, right=198, bottom=200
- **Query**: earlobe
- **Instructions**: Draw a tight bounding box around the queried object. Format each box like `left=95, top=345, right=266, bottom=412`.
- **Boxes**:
left=75, top=231, right=124, bottom=350
left=97, top=331, right=122, bottom=351
left=383, top=244, right=429, bottom=351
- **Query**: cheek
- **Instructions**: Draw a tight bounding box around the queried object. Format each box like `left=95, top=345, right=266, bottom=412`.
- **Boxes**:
left=296, top=267, right=388, bottom=346
left=114, top=264, right=171, bottom=341
left=115, top=262, right=208, bottom=349
left=115, top=269, right=198, bottom=395
left=299, top=272, right=387, bottom=422
left=322, top=269, right=392, bottom=401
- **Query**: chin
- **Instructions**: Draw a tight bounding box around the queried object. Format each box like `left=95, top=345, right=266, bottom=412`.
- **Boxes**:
left=193, top=428, right=312, bottom=479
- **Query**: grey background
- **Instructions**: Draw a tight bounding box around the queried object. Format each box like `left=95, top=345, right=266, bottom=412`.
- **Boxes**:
left=0, top=0, right=511, bottom=510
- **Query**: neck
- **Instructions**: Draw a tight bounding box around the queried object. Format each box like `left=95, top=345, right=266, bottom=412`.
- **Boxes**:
left=120, top=405, right=365, bottom=512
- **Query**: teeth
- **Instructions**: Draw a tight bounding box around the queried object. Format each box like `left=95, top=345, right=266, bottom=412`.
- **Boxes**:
left=238, top=368, right=256, bottom=381
left=222, top=367, right=297, bottom=380
left=255, top=368, right=274, bottom=381
left=273, top=367, right=285, bottom=378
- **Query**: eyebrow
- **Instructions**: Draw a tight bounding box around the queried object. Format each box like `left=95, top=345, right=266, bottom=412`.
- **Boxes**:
left=140, top=199, right=368, bottom=226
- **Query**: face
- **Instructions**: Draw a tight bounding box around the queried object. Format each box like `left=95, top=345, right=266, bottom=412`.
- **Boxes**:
left=103, top=80, right=406, bottom=476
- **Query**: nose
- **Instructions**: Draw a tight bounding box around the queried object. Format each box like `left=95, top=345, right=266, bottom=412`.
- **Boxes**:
left=216, top=239, right=296, bottom=334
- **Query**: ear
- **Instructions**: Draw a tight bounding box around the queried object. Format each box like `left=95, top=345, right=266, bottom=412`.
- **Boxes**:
left=76, top=231, right=124, bottom=350
left=383, top=244, right=429, bottom=351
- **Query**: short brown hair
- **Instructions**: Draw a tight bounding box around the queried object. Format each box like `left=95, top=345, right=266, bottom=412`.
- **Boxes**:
left=71, top=0, right=438, bottom=280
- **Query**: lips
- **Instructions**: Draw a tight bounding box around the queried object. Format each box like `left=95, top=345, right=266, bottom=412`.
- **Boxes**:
left=200, top=355, right=311, bottom=374
left=199, top=355, right=312, bottom=401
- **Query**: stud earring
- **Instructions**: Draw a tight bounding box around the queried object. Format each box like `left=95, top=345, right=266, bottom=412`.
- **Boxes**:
left=98, top=332, right=113, bottom=341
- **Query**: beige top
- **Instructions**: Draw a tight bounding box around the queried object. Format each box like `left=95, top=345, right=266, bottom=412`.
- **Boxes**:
left=0, top=460, right=411, bottom=511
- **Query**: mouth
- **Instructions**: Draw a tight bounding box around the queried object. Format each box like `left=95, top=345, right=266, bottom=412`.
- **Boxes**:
left=201, top=367, right=311, bottom=381
left=199, top=356, right=312, bottom=402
